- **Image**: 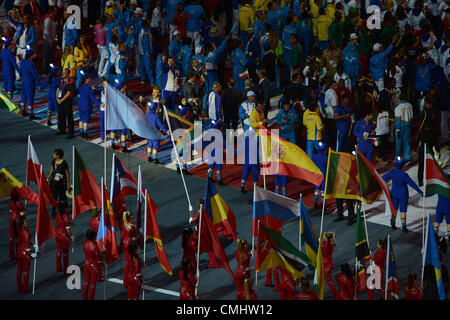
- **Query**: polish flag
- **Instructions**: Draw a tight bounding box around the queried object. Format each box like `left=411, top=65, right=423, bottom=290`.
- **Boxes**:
left=27, top=136, right=41, bottom=186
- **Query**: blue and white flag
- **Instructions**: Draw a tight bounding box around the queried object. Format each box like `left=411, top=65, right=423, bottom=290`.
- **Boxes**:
left=105, top=83, right=164, bottom=140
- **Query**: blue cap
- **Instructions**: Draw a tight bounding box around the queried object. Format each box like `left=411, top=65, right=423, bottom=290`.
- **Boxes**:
left=395, top=156, right=405, bottom=169
left=50, top=64, right=59, bottom=73
left=25, top=49, right=35, bottom=58
left=2, top=37, right=12, bottom=48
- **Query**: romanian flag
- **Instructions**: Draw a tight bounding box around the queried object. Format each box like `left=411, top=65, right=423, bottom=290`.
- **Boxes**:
left=253, top=185, right=299, bottom=236
left=260, top=128, right=323, bottom=187
left=145, top=191, right=172, bottom=275
left=0, top=165, right=38, bottom=205
left=198, top=207, right=235, bottom=280
left=425, top=145, right=450, bottom=199
left=300, top=197, right=318, bottom=267
left=97, top=181, right=119, bottom=264
left=205, top=177, right=237, bottom=240
left=356, top=149, right=395, bottom=212
left=355, top=207, right=371, bottom=292
left=424, top=214, right=446, bottom=300
left=313, top=237, right=325, bottom=300
left=73, top=147, right=102, bottom=219
left=324, top=150, right=362, bottom=201
left=256, top=224, right=310, bottom=279
left=35, top=171, right=56, bottom=252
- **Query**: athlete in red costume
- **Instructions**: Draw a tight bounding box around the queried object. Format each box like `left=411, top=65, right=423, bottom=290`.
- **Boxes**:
left=127, top=242, right=143, bottom=300
left=89, top=206, right=100, bottom=233
left=9, top=190, right=25, bottom=259
left=122, top=211, right=141, bottom=288
left=55, top=204, right=72, bottom=274
left=16, top=219, right=34, bottom=293
left=235, top=238, right=252, bottom=300
left=322, top=231, right=337, bottom=298
left=335, top=263, right=355, bottom=300
left=82, top=229, right=103, bottom=300
left=403, top=272, right=422, bottom=300
left=368, top=238, right=387, bottom=300
left=179, top=258, right=198, bottom=300
left=296, top=278, right=318, bottom=300
left=278, top=265, right=296, bottom=300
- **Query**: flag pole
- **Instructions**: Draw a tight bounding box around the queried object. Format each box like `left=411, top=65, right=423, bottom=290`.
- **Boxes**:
left=385, top=234, right=390, bottom=300
left=163, top=105, right=193, bottom=216
left=360, top=198, right=372, bottom=256
left=32, top=248, right=37, bottom=294
left=104, top=86, right=107, bottom=185
left=252, top=186, right=255, bottom=256
left=421, top=143, right=427, bottom=255
left=101, top=177, right=106, bottom=300
left=420, top=213, right=430, bottom=289
left=195, top=203, right=203, bottom=298
left=354, top=256, right=357, bottom=300
left=142, top=189, right=148, bottom=300
left=299, top=194, right=302, bottom=251
left=71, top=146, right=75, bottom=255
left=255, top=219, right=261, bottom=289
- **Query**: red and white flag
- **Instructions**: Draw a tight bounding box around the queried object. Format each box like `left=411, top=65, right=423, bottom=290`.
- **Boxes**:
left=27, top=136, right=41, bottom=186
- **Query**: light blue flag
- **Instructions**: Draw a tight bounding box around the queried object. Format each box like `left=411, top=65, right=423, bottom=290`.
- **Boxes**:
left=105, top=83, right=164, bottom=140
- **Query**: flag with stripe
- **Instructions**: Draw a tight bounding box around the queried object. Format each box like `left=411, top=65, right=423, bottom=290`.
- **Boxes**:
left=97, top=181, right=119, bottom=264
left=425, top=146, right=450, bottom=199
left=35, top=171, right=57, bottom=252
left=355, top=206, right=371, bottom=292
left=256, top=224, right=311, bottom=279
left=313, top=237, right=325, bottom=300
left=300, top=197, right=318, bottom=267
left=386, top=235, right=399, bottom=299
left=0, top=164, right=38, bottom=205
left=110, top=154, right=139, bottom=215
left=324, top=150, right=362, bottom=201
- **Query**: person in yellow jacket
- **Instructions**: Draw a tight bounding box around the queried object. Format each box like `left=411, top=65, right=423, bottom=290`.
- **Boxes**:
left=254, top=0, right=271, bottom=12
left=303, top=100, right=324, bottom=158
left=310, top=0, right=320, bottom=20
left=61, top=46, right=76, bottom=78
left=314, top=8, right=330, bottom=51
left=239, top=0, right=255, bottom=45
left=326, top=0, right=336, bottom=22
left=74, top=35, right=93, bottom=87
left=249, top=100, right=267, bottom=133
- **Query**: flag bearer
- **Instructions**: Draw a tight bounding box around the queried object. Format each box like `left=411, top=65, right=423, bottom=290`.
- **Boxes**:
left=235, top=238, right=252, bottom=300
left=145, top=86, right=168, bottom=164
left=127, top=242, right=143, bottom=300
left=179, top=258, right=197, bottom=300
left=16, top=219, right=35, bottom=293
left=382, top=158, right=423, bottom=233
left=9, top=190, right=25, bottom=259
left=368, top=238, right=388, bottom=300
left=322, top=231, right=338, bottom=298
left=122, top=211, right=140, bottom=289
left=278, top=265, right=296, bottom=300
left=335, top=263, right=355, bottom=300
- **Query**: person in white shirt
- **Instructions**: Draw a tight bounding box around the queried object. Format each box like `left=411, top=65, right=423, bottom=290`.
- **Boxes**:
left=394, top=92, right=413, bottom=162
left=334, top=66, right=352, bottom=90
left=324, top=81, right=338, bottom=149
left=374, top=106, right=391, bottom=164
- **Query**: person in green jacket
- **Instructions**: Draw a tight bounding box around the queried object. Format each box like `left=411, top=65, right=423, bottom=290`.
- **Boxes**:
left=379, top=12, right=399, bottom=47
left=330, top=11, right=344, bottom=49
left=289, top=34, right=303, bottom=80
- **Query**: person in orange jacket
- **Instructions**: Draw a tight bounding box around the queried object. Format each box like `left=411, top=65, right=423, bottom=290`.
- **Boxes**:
left=335, top=263, right=355, bottom=300
left=235, top=238, right=252, bottom=300
left=403, top=272, right=422, bottom=300
left=179, top=258, right=197, bottom=300
left=82, top=229, right=103, bottom=300
left=278, top=265, right=296, bottom=300
left=55, top=204, right=72, bottom=275
left=322, top=231, right=337, bottom=298
left=16, top=219, right=34, bottom=293
left=126, top=242, right=143, bottom=300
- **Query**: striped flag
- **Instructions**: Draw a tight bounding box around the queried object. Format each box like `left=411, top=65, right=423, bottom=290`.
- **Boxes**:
left=355, top=206, right=371, bottom=292
left=239, top=69, right=249, bottom=79
left=97, top=181, right=119, bottom=264
left=299, top=197, right=318, bottom=267
left=386, top=235, right=399, bottom=299
left=425, top=146, right=450, bottom=199
left=313, top=237, right=325, bottom=300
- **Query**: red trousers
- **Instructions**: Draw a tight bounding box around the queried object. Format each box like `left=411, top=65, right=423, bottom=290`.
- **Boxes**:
left=279, top=286, right=295, bottom=300
left=127, top=280, right=141, bottom=300
left=180, top=286, right=195, bottom=300
left=17, top=256, right=30, bottom=293
left=123, top=250, right=131, bottom=288
left=9, top=225, right=18, bottom=259
left=265, top=268, right=280, bottom=290
left=56, top=239, right=69, bottom=274
left=325, top=271, right=337, bottom=298
left=82, top=265, right=98, bottom=300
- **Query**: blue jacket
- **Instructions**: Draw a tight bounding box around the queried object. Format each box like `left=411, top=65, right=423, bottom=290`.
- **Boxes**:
left=63, top=24, right=78, bottom=49
left=231, top=48, right=247, bottom=76
left=369, top=44, right=393, bottom=81
left=254, top=20, right=265, bottom=40
left=185, top=4, right=206, bottom=32
left=0, top=47, right=20, bottom=75
left=168, top=39, right=182, bottom=60
left=246, top=35, right=261, bottom=64
left=342, top=42, right=361, bottom=81
left=414, top=62, right=433, bottom=92
left=20, top=59, right=41, bottom=88
left=353, top=118, right=375, bottom=146
left=7, top=17, right=36, bottom=49
left=335, top=103, right=353, bottom=131
left=146, top=102, right=168, bottom=134
left=164, top=0, right=183, bottom=25
left=382, top=168, right=423, bottom=199
left=141, top=29, right=153, bottom=55
left=42, top=75, right=60, bottom=101
left=205, top=39, right=228, bottom=65
left=78, top=83, right=101, bottom=112
left=276, top=107, right=298, bottom=137
left=178, top=45, right=193, bottom=78
left=282, top=24, right=297, bottom=50
left=105, top=11, right=124, bottom=44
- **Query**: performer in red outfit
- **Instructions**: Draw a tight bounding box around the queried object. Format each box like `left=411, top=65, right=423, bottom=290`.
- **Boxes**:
left=322, top=231, right=337, bottom=298
left=403, top=272, right=422, bottom=300
left=56, top=204, right=72, bottom=274
left=16, top=219, right=34, bottom=293
left=122, top=211, right=140, bottom=288
left=179, top=258, right=197, bottom=300
left=296, top=278, right=318, bottom=300
left=368, top=238, right=387, bottom=300
left=127, top=242, right=143, bottom=300
left=335, top=263, right=355, bottom=300
left=244, top=278, right=258, bottom=300
left=182, top=227, right=198, bottom=269
left=9, top=191, right=25, bottom=259
left=189, top=203, right=217, bottom=268
left=235, top=238, right=252, bottom=300
left=82, top=229, right=103, bottom=300
left=89, top=206, right=100, bottom=233
left=278, top=265, right=296, bottom=300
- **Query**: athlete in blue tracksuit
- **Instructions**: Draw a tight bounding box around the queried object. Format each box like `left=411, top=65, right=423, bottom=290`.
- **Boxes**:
left=382, top=159, right=424, bottom=233
left=369, top=43, right=393, bottom=90
left=78, top=72, right=101, bottom=139
left=282, top=18, right=297, bottom=79
left=353, top=111, right=376, bottom=162
left=19, top=49, right=43, bottom=119
left=0, top=39, right=20, bottom=97
left=41, top=65, right=60, bottom=126
left=231, top=43, right=247, bottom=93
left=342, top=40, right=361, bottom=87
left=275, top=100, right=298, bottom=196
left=155, top=52, right=165, bottom=89
left=312, top=142, right=328, bottom=208
left=146, top=100, right=168, bottom=164
left=139, top=20, right=154, bottom=84
left=168, top=34, right=183, bottom=64
left=161, top=57, right=179, bottom=110
left=178, top=39, right=193, bottom=78
left=207, top=87, right=225, bottom=185
left=434, top=174, right=450, bottom=242
left=334, top=98, right=353, bottom=152
left=203, top=38, right=228, bottom=111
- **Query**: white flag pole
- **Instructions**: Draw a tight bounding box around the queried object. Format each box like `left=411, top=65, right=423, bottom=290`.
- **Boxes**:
left=195, top=203, right=203, bottom=298
left=142, top=189, right=148, bottom=300
left=163, top=105, right=193, bottom=216
left=104, top=85, right=108, bottom=184
left=255, top=219, right=261, bottom=290
left=422, top=143, right=427, bottom=255
left=100, top=177, right=106, bottom=300
left=32, top=214, right=39, bottom=294
left=421, top=213, right=430, bottom=289
left=251, top=186, right=256, bottom=256
left=385, top=235, right=390, bottom=300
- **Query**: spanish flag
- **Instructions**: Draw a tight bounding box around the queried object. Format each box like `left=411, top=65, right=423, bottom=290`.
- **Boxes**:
left=0, top=165, right=38, bottom=205
left=145, top=192, right=172, bottom=275
left=204, top=177, right=237, bottom=240
left=260, top=128, right=323, bottom=187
